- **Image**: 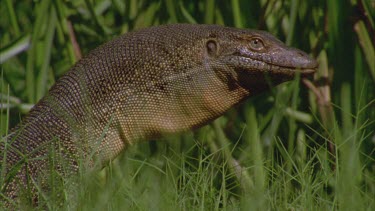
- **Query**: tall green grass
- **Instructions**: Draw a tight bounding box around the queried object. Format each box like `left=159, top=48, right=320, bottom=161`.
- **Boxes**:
left=1, top=0, right=374, bottom=210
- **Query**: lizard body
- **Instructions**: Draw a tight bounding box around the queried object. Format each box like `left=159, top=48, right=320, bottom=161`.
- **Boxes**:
left=0, top=24, right=317, bottom=205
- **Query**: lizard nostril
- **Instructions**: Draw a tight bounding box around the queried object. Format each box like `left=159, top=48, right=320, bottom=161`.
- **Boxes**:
left=296, top=50, right=306, bottom=57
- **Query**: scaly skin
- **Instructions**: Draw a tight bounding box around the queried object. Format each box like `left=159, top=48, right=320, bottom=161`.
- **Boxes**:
left=0, top=24, right=317, bottom=206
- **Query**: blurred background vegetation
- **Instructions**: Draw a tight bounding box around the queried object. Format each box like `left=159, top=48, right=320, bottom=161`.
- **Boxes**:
left=1, top=0, right=374, bottom=210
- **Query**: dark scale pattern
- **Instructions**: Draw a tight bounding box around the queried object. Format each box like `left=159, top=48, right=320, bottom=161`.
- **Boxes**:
left=0, top=24, right=317, bottom=207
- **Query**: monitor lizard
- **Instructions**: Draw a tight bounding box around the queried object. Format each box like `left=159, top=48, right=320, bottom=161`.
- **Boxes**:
left=0, top=24, right=317, bottom=206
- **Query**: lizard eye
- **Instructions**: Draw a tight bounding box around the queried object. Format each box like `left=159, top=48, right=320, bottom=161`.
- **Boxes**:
left=206, top=40, right=218, bottom=56
left=249, top=38, right=264, bottom=51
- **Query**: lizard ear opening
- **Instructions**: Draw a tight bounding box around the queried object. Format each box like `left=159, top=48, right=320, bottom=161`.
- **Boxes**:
left=206, top=40, right=218, bottom=57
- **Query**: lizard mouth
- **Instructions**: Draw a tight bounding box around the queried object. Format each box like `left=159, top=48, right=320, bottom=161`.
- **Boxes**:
left=268, top=65, right=316, bottom=76
left=232, top=55, right=317, bottom=78
left=230, top=45, right=318, bottom=78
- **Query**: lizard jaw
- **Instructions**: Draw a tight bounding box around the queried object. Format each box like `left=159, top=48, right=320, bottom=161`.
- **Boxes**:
left=231, top=56, right=317, bottom=78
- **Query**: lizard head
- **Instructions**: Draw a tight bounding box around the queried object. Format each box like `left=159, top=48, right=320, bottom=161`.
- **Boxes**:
left=201, top=27, right=318, bottom=92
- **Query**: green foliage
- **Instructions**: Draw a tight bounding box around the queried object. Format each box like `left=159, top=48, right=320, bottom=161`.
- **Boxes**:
left=1, top=0, right=374, bottom=210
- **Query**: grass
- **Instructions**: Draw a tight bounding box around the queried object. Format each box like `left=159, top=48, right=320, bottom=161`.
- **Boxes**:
left=1, top=0, right=374, bottom=210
